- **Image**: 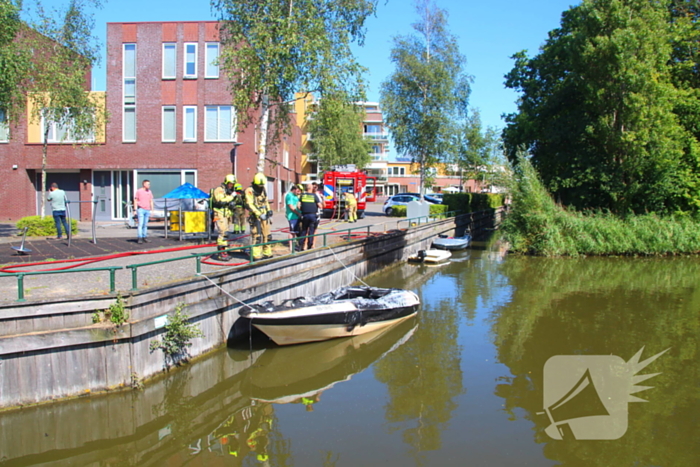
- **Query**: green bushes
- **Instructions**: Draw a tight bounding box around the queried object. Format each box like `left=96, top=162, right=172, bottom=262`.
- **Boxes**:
left=430, top=204, right=448, bottom=217
left=387, top=205, right=407, bottom=217
left=443, top=192, right=504, bottom=214
left=501, top=155, right=700, bottom=256
left=386, top=203, right=448, bottom=217
left=16, top=216, right=78, bottom=237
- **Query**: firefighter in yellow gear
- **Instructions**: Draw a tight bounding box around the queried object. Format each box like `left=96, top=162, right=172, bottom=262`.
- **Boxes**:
left=344, top=191, right=357, bottom=222
left=231, top=182, right=246, bottom=234
left=245, top=173, right=273, bottom=260
left=211, top=174, right=236, bottom=261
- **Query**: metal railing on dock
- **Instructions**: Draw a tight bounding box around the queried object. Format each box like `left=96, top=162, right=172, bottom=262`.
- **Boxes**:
left=0, top=208, right=509, bottom=300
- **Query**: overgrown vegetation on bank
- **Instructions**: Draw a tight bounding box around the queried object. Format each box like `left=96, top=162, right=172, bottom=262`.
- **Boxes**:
left=501, top=156, right=700, bottom=256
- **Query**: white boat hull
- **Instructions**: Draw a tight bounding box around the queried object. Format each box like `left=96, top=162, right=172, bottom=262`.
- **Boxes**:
left=240, top=287, right=420, bottom=346
left=408, top=249, right=452, bottom=264
left=253, top=312, right=416, bottom=346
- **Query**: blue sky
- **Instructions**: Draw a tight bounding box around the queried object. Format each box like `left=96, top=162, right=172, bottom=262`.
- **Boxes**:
left=28, top=0, right=578, bottom=131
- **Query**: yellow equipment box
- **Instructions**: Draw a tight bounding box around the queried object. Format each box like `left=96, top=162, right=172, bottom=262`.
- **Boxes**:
left=169, top=211, right=207, bottom=233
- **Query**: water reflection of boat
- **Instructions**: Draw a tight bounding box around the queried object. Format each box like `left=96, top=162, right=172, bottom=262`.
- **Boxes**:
left=243, top=318, right=417, bottom=405
left=432, top=234, right=471, bottom=250
left=239, top=286, right=419, bottom=346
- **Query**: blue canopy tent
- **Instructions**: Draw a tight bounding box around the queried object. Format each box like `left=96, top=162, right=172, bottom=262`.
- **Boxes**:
left=162, top=183, right=211, bottom=240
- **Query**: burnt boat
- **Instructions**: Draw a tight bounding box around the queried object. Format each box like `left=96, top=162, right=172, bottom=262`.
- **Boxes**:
left=432, top=233, right=471, bottom=250
left=239, top=286, right=420, bottom=346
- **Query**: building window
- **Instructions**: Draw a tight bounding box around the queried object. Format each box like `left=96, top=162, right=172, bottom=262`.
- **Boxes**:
left=205, top=106, right=234, bottom=141
left=364, top=124, right=381, bottom=134
left=205, top=42, right=219, bottom=78
left=0, top=109, right=8, bottom=142
left=284, top=149, right=289, bottom=168
left=135, top=170, right=198, bottom=198
left=123, top=43, right=136, bottom=79
left=183, top=106, right=197, bottom=142
left=42, top=111, right=95, bottom=143
left=123, top=43, right=137, bottom=142
left=162, top=43, right=176, bottom=79
left=162, top=106, right=176, bottom=142
left=124, top=78, right=135, bottom=104
left=184, top=43, right=197, bottom=79
left=123, top=106, right=136, bottom=142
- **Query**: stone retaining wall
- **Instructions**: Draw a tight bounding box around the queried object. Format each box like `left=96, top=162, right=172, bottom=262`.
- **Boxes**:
left=1, top=215, right=485, bottom=409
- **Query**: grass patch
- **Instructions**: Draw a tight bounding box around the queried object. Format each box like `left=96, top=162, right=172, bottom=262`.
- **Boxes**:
left=501, top=153, right=700, bottom=256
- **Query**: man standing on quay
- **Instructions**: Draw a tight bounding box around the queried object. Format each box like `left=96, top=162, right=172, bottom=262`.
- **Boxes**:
left=286, top=184, right=302, bottom=251
left=134, top=179, right=154, bottom=244
left=245, top=173, right=273, bottom=260
left=299, top=183, right=323, bottom=251
left=211, top=174, right=237, bottom=261
left=47, top=182, right=70, bottom=240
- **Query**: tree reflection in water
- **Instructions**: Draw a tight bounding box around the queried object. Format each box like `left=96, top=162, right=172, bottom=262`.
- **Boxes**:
left=492, top=256, right=700, bottom=466
left=374, top=269, right=465, bottom=465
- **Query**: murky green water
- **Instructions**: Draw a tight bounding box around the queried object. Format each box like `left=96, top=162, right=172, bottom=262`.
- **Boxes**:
left=1, top=250, right=699, bottom=466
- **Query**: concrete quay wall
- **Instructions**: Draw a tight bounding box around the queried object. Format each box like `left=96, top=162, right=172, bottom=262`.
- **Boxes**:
left=0, top=216, right=476, bottom=409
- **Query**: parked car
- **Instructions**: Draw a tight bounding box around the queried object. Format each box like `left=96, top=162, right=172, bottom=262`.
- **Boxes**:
left=394, top=192, right=439, bottom=204
left=424, top=193, right=442, bottom=204
left=383, top=194, right=420, bottom=216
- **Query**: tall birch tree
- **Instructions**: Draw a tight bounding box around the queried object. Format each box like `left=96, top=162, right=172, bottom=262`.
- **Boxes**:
left=212, top=0, right=378, bottom=173
left=380, top=0, right=471, bottom=196
left=25, top=0, right=105, bottom=217
left=0, top=0, right=31, bottom=127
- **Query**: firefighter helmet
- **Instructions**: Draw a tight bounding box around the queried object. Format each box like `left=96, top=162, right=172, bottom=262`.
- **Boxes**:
left=233, top=182, right=243, bottom=191
left=253, top=173, right=267, bottom=186
left=224, top=174, right=236, bottom=185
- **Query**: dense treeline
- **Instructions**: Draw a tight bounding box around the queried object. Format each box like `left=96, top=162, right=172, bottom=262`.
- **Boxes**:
left=504, top=0, right=700, bottom=215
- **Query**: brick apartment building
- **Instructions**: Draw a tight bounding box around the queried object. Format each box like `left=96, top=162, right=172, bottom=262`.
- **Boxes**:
left=0, top=21, right=302, bottom=222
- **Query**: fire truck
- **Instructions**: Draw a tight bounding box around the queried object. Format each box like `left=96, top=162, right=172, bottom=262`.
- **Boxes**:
left=320, top=166, right=377, bottom=219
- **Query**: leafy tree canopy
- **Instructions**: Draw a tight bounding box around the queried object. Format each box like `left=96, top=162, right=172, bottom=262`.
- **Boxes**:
left=380, top=0, right=471, bottom=194
left=213, top=0, right=377, bottom=170
left=305, top=91, right=372, bottom=172
left=0, top=0, right=30, bottom=123
left=504, top=0, right=700, bottom=215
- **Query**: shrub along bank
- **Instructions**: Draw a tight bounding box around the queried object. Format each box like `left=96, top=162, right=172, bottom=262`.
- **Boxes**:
left=16, top=216, right=78, bottom=237
left=501, top=156, right=700, bottom=256
left=443, top=192, right=504, bottom=214
left=387, top=203, right=448, bottom=217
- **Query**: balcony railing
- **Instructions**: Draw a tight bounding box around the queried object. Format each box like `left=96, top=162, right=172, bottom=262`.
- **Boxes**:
left=363, top=132, right=389, bottom=141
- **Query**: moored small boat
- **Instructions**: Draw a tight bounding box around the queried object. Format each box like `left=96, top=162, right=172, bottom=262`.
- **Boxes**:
left=432, top=234, right=471, bottom=250
left=239, top=286, right=420, bottom=346
left=408, top=249, right=452, bottom=264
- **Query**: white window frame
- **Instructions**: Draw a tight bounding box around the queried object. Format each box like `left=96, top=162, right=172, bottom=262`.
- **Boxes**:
left=184, top=42, right=198, bottom=79
left=123, top=43, right=136, bottom=80
left=205, top=42, right=219, bottom=78
left=162, top=106, right=176, bottom=142
left=204, top=105, right=235, bottom=142
left=41, top=110, right=95, bottom=143
left=183, top=106, right=197, bottom=142
left=162, top=43, right=176, bottom=79
left=123, top=105, right=136, bottom=143
left=0, top=109, right=8, bottom=142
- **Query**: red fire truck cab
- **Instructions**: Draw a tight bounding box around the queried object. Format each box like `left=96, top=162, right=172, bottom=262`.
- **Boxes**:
left=321, top=169, right=377, bottom=219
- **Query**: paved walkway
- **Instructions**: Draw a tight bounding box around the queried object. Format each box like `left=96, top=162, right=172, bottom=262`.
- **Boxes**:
left=0, top=203, right=408, bottom=303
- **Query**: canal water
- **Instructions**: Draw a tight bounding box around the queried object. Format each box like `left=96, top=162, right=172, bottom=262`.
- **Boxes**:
left=1, top=249, right=698, bottom=466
